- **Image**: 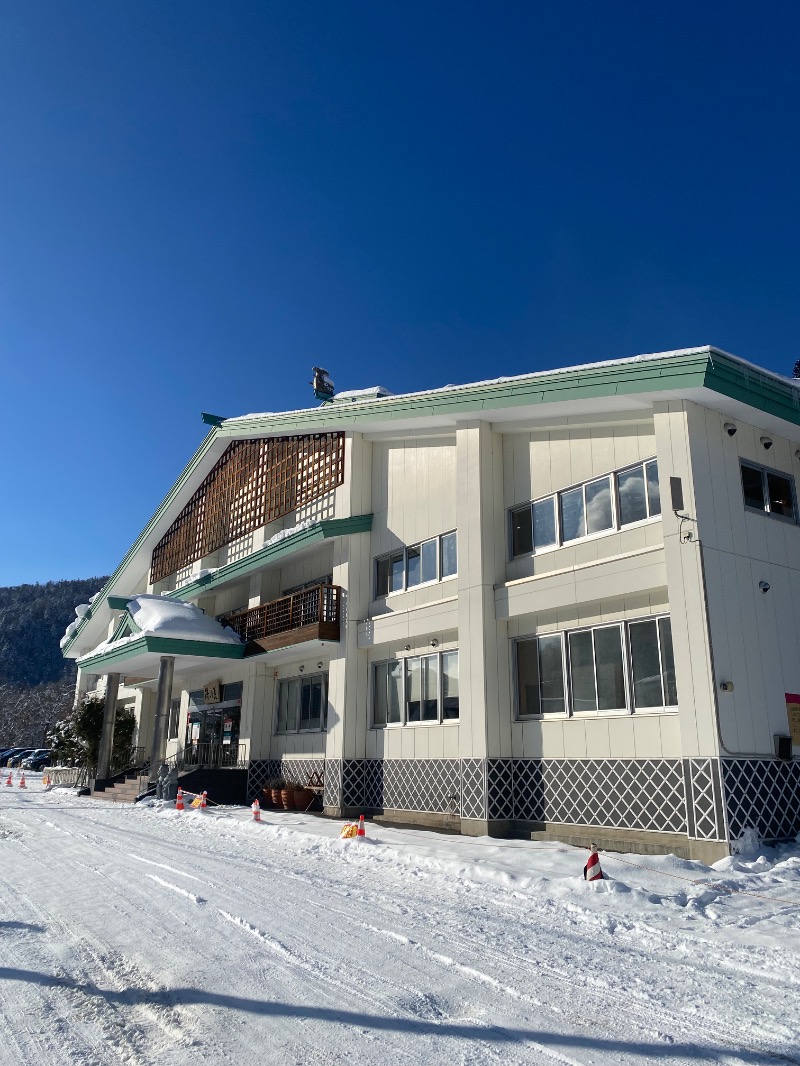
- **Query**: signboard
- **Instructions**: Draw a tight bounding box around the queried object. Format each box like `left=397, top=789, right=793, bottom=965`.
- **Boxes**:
left=191, top=721, right=200, bottom=742
left=787, top=693, right=800, bottom=746
left=222, top=717, right=233, bottom=746
left=203, top=680, right=222, bottom=704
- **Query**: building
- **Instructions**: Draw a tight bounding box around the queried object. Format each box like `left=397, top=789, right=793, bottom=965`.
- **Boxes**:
left=62, top=346, right=800, bottom=861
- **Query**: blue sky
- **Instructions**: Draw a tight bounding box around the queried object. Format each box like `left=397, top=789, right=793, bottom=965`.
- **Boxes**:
left=2, top=1, right=799, bottom=586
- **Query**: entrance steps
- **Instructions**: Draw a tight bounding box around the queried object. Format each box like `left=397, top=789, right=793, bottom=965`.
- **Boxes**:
left=92, top=769, right=148, bottom=804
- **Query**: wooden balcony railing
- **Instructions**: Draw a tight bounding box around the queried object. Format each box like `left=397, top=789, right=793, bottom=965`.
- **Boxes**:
left=220, top=584, right=341, bottom=652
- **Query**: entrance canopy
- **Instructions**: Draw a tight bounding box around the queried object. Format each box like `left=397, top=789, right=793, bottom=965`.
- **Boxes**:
left=77, top=594, right=245, bottom=676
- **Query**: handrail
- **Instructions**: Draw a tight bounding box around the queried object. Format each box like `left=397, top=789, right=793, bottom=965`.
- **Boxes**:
left=220, top=584, right=341, bottom=644
left=165, top=739, right=250, bottom=772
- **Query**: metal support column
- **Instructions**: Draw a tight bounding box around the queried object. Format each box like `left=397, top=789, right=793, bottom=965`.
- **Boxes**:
left=148, top=656, right=175, bottom=783
left=96, top=673, right=121, bottom=783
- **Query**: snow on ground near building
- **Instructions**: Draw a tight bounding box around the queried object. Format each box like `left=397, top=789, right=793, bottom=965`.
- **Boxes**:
left=1, top=780, right=799, bottom=1066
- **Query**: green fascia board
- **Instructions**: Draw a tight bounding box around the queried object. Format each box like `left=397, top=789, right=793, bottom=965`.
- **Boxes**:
left=167, top=513, right=373, bottom=601
left=107, top=595, right=132, bottom=611
left=703, top=355, right=800, bottom=428
left=77, top=634, right=245, bottom=672
left=217, top=351, right=716, bottom=436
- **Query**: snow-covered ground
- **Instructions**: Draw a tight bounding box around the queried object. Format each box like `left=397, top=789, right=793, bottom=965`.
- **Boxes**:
left=1, top=777, right=799, bottom=1065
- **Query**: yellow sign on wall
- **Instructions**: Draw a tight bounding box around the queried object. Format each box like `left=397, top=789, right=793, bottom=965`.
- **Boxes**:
left=786, top=694, right=800, bottom=745
left=204, top=680, right=222, bottom=704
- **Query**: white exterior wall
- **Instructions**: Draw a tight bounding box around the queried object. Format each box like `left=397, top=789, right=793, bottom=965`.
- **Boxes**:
left=675, top=402, right=800, bottom=757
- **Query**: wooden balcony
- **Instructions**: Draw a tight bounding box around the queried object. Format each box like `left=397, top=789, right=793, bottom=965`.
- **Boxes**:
left=220, top=584, right=341, bottom=653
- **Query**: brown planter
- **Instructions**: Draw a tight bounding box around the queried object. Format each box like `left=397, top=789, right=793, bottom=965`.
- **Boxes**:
left=280, top=788, right=296, bottom=810
left=271, top=788, right=283, bottom=807
left=294, top=787, right=313, bottom=810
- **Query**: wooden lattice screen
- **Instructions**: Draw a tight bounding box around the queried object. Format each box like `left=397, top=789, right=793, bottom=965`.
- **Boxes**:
left=150, top=433, right=345, bottom=584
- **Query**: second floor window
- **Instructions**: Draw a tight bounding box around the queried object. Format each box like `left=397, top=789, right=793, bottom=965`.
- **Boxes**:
left=374, top=530, right=457, bottom=597
left=511, top=459, right=661, bottom=558
left=373, top=650, right=459, bottom=726
left=740, top=461, right=797, bottom=521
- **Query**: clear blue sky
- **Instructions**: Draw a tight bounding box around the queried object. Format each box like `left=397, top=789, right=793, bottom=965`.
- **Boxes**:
left=2, top=1, right=799, bottom=586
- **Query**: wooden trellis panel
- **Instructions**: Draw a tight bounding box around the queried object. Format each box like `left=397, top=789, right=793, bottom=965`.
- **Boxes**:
left=151, top=433, right=345, bottom=583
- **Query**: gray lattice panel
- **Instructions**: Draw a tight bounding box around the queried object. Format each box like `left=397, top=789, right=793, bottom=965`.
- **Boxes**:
left=279, top=758, right=325, bottom=787
left=512, top=760, right=545, bottom=821
left=685, top=758, right=726, bottom=840
left=541, top=759, right=687, bottom=834
left=324, top=760, right=342, bottom=807
left=723, top=758, right=800, bottom=841
left=341, top=759, right=364, bottom=808
left=247, top=759, right=281, bottom=800
left=362, top=760, right=384, bottom=808
left=460, top=758, right=487, bottom=820
left=487, top=759, right=514, bottom=820
left=382, top=759, right=461, bottom=813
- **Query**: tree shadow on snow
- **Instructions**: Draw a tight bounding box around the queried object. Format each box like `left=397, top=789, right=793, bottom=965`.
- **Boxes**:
left=0, top=965, right=791, bottom=1065
left=0, top=922, right=46, bottom=933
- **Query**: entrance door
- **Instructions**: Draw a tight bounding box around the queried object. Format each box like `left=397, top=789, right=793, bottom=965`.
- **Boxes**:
left=184, top=682, right=243, bottom=766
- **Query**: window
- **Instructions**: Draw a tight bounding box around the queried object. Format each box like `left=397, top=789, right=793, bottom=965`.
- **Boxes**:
left=515, top=615, right=677, bottom=718
left=741, top=462, right=796, bottom=521
left=372, top=650, right=459, bottom=726
left=516, top=634, right=565, bottom=716
left=510, top=459, right=661, bottom=558
left=374, top=531, right=458, bottom=597
left=275, top=673, right=328, bottom=733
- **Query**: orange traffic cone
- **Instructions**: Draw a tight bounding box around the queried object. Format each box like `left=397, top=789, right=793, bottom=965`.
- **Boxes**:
left=357, top=814, right=366, bottom=839
left=252, top=799, right=261, bottom=822
left=583, top=844, right=604, bottom=881
left=18, top=773, right=26, bottom=789
left=200, top=791, right=207, bottom=810
left=175, top=788, right=184, bottom=812
left=5, top=772, right=11, bottom=787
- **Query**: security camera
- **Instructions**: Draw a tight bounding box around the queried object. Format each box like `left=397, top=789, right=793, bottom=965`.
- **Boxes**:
left=759, top=581, right=770, bottom=593
left=760, top=436, right=773, bottom=450
left=724, top=423, right=737, bottom=437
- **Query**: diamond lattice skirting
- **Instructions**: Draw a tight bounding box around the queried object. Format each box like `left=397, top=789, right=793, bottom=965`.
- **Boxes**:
left=723, top=759, right=800, bottom=841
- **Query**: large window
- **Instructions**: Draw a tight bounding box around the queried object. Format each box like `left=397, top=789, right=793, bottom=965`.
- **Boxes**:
left=510, top=459, right=661, bottom=558
left=275, top=673, right=328, bottom=733
left=515, top=616, right=677, bottom=718
left=375, top=531, right=458, bottom=597
left=740, top=462, right=796, bottom=521
left=372, top=650, right=459, bottom=726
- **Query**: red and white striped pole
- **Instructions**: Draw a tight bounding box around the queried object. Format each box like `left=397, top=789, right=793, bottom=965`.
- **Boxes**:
left=252, top=799, right=261, bottom=822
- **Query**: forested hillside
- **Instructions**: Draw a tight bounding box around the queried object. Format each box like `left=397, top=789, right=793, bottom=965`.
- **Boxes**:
left=0, top=577, right=108, bottom=746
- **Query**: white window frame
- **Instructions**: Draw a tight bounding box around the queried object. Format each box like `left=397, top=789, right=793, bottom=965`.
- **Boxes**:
left=514, top=614, right=678, bottom=720
left=371, top=650, right=459, bottom=727
left=374, top=530, right=458, bottom=598
left=740, top=460, right=798, bottom=524
left=273, top=672, right=329, bottom=734
left=509, top=458, right=662, bottom=560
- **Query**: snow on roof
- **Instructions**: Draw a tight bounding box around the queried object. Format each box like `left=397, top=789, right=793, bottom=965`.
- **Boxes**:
left=127, top=595, right=242, bottom=644
left=223, top=346, right=800, bottom=424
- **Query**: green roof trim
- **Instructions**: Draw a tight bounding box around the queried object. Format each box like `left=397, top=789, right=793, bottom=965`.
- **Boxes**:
left=107, top=595, right=132, bottom=611
left=77, top=634, right=246, bottom=672
left=218, top=351, right=716, bottom=436
left=166, top=513, right=373, bottom=601
left=703, top=355, right=800, bottom=428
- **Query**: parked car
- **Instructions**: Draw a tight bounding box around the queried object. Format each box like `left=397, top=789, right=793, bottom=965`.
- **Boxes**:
left=22, top=749, right=52, bottom=771
left=9, top=749, right=36, bottom=768
left=1, top=748, right=28, bottom=766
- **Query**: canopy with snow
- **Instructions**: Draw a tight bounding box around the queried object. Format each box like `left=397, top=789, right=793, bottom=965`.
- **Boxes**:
left=76, top=594, right=245, bottom=677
